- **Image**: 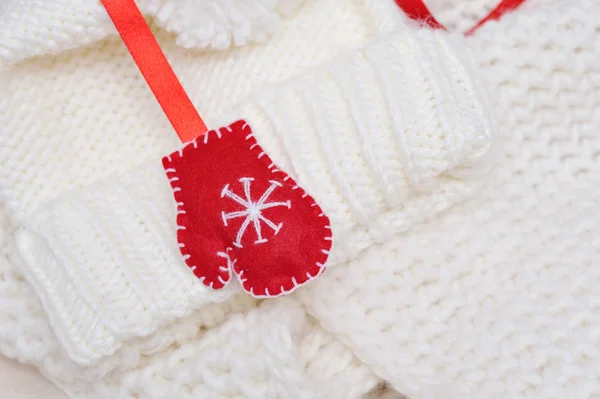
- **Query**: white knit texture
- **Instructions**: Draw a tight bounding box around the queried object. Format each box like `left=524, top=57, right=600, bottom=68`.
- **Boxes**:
left=233, top=28, right=494, bottom=264
left=12, top=162, right=243, bottom=365
left=0, top=254, right=378, bottom=398
left=0, top=0, right=308, bottom=69
left=0, top=0, right=402, bottom=226
left=1, top=0, right=403, bottom=397
left=297, top=0, right=600, bottom=397
left=424, top=0, right=501, bottom=32
left=2, top=0, right=599, bottom=398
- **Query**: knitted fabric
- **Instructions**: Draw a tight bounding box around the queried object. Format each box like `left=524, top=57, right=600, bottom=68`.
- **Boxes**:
left=298, top=0, right=600, bottom=397
left=0, top=0, right=308, bottom=68
left=425, top=0, right=502, bottom=31
left=0, top=0, right=408, bottom=225
left=1, top=0, right=599, bottom=398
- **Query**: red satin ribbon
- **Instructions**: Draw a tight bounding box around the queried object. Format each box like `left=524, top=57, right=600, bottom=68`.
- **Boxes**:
left=394, top=0, right=445, bottom=29
left=395, top=0, right=527, bottom=35
left=100, top=0, right=207, bottom=142
left=465, top=0, right=527, bottom=35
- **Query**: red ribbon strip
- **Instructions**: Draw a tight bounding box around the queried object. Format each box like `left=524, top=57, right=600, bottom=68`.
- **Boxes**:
left=100, top=0, right=207, bottom=142
left=465, top=0, right=527, bottom=36
left=395, top=0, right=527, bottom=34
left=394, top=0, right=445, bottom=30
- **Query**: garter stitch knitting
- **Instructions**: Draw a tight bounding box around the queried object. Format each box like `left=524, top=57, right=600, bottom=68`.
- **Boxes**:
left=1, top=0, right=599, bottom=398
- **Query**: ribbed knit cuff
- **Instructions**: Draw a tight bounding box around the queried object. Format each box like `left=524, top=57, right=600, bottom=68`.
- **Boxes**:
left=0, top=253, right=379, bottom=398
left=229, top=27, right=495, bottom=264
left=12, top=162, right=240, bottom=365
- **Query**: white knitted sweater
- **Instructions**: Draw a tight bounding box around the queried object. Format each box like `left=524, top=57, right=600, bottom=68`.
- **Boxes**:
left=1, top=0, right=599, bottom=398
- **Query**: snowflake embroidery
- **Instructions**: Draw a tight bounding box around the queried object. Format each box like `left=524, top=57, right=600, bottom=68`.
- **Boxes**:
left=221, top=177, right=292, bottom=248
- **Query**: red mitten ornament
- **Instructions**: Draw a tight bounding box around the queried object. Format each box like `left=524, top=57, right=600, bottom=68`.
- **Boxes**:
left=163, top=120, right=332, bottom=297
left=101, top=0, right=332, bottom=298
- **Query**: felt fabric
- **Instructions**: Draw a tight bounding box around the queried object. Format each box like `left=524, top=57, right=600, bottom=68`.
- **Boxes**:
left=163, top=120, right=332, bottom=297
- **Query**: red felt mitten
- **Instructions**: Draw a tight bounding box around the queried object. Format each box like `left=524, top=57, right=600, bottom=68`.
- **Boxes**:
left=163, top=120, right=332, bottom=297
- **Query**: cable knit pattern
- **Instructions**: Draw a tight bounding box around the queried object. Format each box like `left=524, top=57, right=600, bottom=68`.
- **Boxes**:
left=298, top=1, right=600, bottom=397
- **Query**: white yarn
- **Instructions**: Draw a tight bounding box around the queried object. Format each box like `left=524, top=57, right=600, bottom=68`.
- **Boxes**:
left=425, top=0, right=558, bottom=33
left=424, top=0, right=500, bottom=32
left=225, top=28, right=493, bottom=264
left=0, top=254, right=377, bottom=398
left=298, top=0, right=600, bottom=398
left=12, top=163, right=242, bottom=365
left=0, top=209, right=7, bottom=255
left=0, top=0, right=405, bottom=397
left=0, top=0, right=307, bottom=69
left=148, top=0, right=307, bottom=50
left=2, top=0, right=599, bottom=398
